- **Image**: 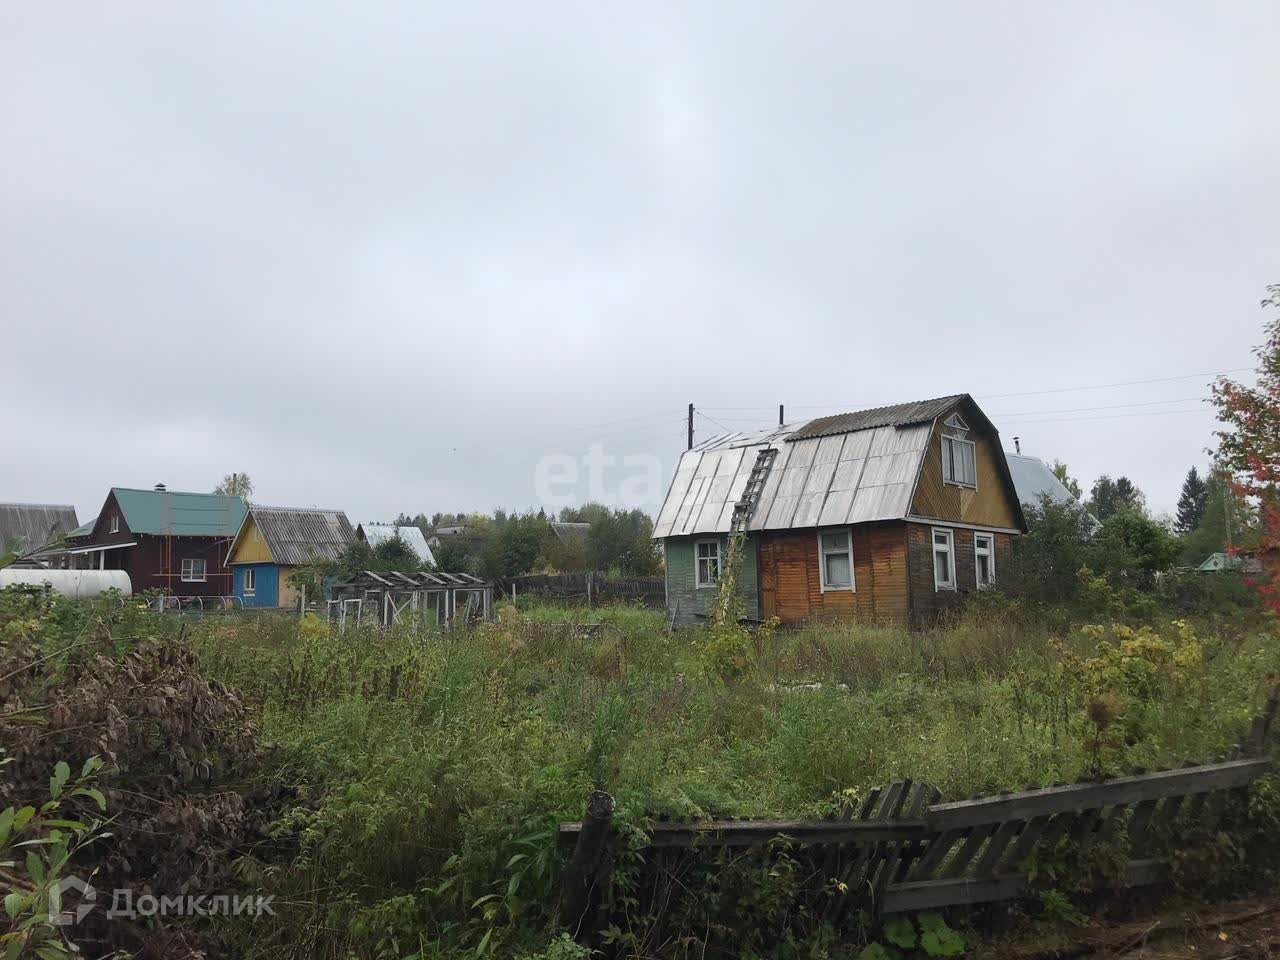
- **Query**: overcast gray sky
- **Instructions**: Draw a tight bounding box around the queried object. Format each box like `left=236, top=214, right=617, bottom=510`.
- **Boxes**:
left=3, top=2, right=1277, bottom=525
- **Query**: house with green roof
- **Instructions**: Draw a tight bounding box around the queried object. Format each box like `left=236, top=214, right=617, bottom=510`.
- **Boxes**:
left=70, top=484, right=247, bottom=597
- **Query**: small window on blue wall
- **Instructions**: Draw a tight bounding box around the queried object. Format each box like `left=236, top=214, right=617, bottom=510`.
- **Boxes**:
left=244, top=568, right=257, bottom=595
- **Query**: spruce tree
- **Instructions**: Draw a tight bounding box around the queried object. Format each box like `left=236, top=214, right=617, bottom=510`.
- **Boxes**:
left=1175, top=467, right=1208, bottom=534
left=1088, top=475, right=1145, bottom=520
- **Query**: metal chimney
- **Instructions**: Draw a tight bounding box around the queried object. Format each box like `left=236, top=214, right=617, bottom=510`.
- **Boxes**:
left=154, top=482, right=167, bottom=492
left=1012, top=437, right=1021, bottom=455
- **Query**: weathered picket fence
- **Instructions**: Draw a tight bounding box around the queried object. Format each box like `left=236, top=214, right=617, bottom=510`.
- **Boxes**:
left=558, top=688, right=1278, bottom=940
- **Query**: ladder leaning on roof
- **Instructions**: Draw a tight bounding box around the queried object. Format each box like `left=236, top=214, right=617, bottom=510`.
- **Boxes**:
left=730, top=447, right=778, bottom=533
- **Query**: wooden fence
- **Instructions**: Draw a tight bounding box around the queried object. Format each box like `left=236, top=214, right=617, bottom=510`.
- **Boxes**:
left=558, top=688, right=1279, bottom=941
left=496, top=572, right=665, bottom=609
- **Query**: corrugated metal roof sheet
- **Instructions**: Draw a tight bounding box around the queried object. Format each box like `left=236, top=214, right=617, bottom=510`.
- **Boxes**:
left=0, top=502, right=80, bottom=553
left=653, top=419, right=935, bottom=538
left=785, top=395, right=966, bottom=442
left=250, top=506, right=355, bottom=566
left=112, top=487, right=247, bottom=537
left=358, top=523, right=435, bottom=566
left=548, top=521, right=590, bottom=544
left=654, top=395, right=1032, bottom=538
left=1005, top=454, right=1076, bottom=507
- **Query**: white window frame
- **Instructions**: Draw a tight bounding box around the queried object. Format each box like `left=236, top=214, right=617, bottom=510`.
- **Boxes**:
left=109, top=515, right=120, bottom=534
left=941, top=435, right=977, bottom=488
left=695, top=539, right=721, bottom=589
left=817, top=529, right=855, bottom=592
left=974, top=533, right=995, bottom=589
left=243, top=567, right=256, bottom=596
left=180, top=558, right=207, bottom=583
left=932, top=528, right=956, bottom=592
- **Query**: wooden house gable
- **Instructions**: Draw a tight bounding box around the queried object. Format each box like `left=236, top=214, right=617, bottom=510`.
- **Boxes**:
left=908, top=399, right=1025, bottom=531
left=228, top=513, right=275, bottom=565
left=88, top=491, right=132, bottom=544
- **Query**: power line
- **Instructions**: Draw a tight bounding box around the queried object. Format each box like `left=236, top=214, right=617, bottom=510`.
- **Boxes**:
left=988, top=396, right=1208, bottom=418
left=694, top=409, right=735, bottom=434
left=578, top=366, right=1243, bottom=443
left=977, top=368, right=1250, bottom=401
left=567, top=411, right=688, bottom=435
left=699, top=397, right=1214, bottom=424
left=700, top=402, right=1216, bottom=428
left=998, top=407, right=1213, bottom=425
left=698, top=366, right=1253, bottom=415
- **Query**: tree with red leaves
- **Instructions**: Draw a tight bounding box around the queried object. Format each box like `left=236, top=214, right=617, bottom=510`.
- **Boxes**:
left=1212, top=284, right=1280, bottom=610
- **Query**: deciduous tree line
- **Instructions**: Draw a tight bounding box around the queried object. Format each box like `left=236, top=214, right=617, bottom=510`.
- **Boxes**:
left=391, top=504, right=662, bottom=579
left=1010, top=284, right=1276, bottom=612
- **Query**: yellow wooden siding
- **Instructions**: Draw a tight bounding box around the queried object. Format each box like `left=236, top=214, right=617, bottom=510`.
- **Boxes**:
left=910, top=420, right=1020, bottom=529
left=228, top=515, right=274, bottom=564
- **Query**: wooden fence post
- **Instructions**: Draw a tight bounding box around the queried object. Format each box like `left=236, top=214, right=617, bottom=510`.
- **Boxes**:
left=559, top=790, right=614, bottom=943
left=1245, top=681, right=1280, bottom=755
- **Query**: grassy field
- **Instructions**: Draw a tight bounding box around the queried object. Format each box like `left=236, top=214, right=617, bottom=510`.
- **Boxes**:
left=184, top=597, right=1279, bottom=958
left=3, top=585, right=1278, bottom=959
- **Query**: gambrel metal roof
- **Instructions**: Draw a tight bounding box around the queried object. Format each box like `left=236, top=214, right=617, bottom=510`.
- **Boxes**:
left=653, top=419, right=935, bottom=538
left=786, top=395, right=965, bottom=442
left=651, top=393, right=1032, bottom=539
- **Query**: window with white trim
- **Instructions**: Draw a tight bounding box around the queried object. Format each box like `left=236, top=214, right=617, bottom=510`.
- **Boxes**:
left=940, top=413, right=977, bottom=488
left=180, top=558, right=207, bottom=583
left=942, top=435, right=976, bottom=487
left=818, top=530, right=854, bottom=591
left=109, top=515, right=120, bottom=534
left=974, top=533, right=995, bottom=589
left=695, top=540, right=720, bottom=588
left=243, top=567, right=256, bottom=596
left=932, top=528, right=955, bottom=591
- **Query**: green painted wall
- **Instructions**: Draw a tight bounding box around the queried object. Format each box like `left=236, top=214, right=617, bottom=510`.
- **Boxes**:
left=663, top=535, right=759, bottom=627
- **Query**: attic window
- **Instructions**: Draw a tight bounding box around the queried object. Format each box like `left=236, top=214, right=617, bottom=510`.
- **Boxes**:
left=109, top=515, right=120, bottom=534
left=942, top=434, right=977, bottom=487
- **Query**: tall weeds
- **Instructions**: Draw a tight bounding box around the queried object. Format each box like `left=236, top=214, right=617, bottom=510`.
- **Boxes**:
left=174, top=599, right=1280, bottom=958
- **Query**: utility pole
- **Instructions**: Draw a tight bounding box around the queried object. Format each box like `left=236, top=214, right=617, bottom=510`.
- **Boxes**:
left=687, top=403, right=694, bottom=451
left=779, top=404, right=784, bottom=426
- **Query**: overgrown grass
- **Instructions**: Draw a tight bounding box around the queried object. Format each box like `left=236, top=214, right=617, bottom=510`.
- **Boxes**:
left=180, top=598, right=1280, bottom=959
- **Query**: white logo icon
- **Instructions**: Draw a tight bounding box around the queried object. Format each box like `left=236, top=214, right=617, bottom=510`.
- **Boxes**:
left=49, top=876, right=97, bottom=926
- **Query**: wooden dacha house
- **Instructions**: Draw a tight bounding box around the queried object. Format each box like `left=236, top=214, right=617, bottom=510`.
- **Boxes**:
left=68, top=485, right=247, bottom=598
left=653, top=395, right=1027, bottom=628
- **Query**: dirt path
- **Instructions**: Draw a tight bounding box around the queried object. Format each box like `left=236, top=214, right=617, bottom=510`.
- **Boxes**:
left=991, top=896, right=1280, bottom=960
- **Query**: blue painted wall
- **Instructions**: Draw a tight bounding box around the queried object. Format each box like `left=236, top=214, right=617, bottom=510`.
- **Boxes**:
left=233, top=563, right=279, bottom=608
